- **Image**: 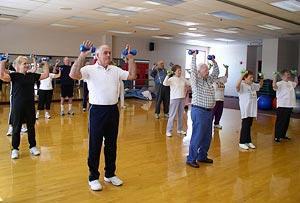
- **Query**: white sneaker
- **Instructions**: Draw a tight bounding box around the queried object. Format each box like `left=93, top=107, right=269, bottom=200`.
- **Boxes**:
left=166, top=132, right=172, bottom=137
left=60, top=111, right=65, bottom=116
left=239, top=143, right=249, bottom=150
left=155, top=114, right=160, bottom=119
left=6, top=125, right=13, bottom=136
left=214, top=124, right=222, bottom=129
left=21, top=126, right=27, bottom=133
left=45, top=112, right=51, bottom=119
left=11, top=149, right=19, bottom=159
left=88, top=180, right=102, bottom=191
left=177, top=130, right=186, bottom=135
left=104, top=176, right=123, bottom=186
left=29, top=147, right=40, bottom=156
left=36, top=112, right=39, bottom=119
left=247, top=143, right=256, bottom=149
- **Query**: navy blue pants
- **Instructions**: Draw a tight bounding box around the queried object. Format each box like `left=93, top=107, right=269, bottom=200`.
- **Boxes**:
left=88, top=104, right=119, bottom=181
left=187, top=105, right=213, bottom=162
left=82, top=82, right=89, bottom=109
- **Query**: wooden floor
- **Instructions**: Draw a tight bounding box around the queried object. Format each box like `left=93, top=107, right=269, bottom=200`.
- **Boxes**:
left=0, top=100, right=299, bottom=203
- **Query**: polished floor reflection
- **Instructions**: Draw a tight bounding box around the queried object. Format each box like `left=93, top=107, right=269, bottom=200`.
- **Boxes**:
left=0, top=100, right=299, bottom=202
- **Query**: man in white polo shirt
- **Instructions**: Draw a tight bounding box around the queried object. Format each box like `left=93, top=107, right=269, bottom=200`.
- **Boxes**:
left=69, top=40, right=136, bottom=191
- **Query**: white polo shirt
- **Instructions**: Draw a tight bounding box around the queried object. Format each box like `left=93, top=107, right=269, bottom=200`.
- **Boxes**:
left=237, top=82, right=260, bottom=119
left=163, top=76, right=190, bottom=100
left=276, top=80, right=297, bottom=108
left=39, top=73, right=56, bottom=90
left=80, top=63, right=129, bottom=105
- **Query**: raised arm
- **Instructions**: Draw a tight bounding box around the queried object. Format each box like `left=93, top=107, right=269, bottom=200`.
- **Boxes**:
left=209, top=59, right=220, bottom=81
left=0, top=60, right=11, bottom=82
left=272, top=74, right=278, bottom=91
left=39, top=62, right=49, bottom=80
left=236, top=73, right=245, bottom=92
left=27, top=55, right=37, bottom=73
left=163, top=75, right=171, bottom=86
left=190, top=53, right=199, bottom=83
left=150, top=64, right=158, bottom=78
left=53, top=59, right=60, bottom=74
left=53, top=69, right=61, bottom=79
left=69, top=40, right=93, bottom=80
left=126, top=47, right=136, bottom=80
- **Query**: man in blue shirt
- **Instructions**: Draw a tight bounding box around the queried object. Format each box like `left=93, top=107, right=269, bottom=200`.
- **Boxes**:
left=150, top=60, right=170, bottom=119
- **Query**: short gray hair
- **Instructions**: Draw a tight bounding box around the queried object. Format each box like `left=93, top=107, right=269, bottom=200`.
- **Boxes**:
left=197, top=63, right=208, bottom=71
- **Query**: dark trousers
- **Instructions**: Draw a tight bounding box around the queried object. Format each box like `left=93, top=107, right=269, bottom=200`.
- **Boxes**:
left=11, top=102, right=36, bottom=150
left=0, top=79, right=2, bottom=92
left=88, top=104, right=119, bottom=181
left=38, top=89, right=53, bottom=110
left=155, top=84, right=170, bottom=114
left=82, top=82, right=89, bottom=109
left=275, top=107, right=293, bottom=139
left=212, top=101, right=224, bottom=125
left=240, top=117, right=253, bottom=144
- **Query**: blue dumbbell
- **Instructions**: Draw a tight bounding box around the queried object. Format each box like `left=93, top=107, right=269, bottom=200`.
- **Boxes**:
left=0, top=54, right=9, bottom=61
left=207, top=55, right=215, bottom=60
left=80, top=44, right=96, bottom=53
left=122, top=49, right=137, bottom=56
left=188, top=50, right=199, bottom=55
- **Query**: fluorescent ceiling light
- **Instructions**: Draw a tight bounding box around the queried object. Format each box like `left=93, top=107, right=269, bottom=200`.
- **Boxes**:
left=60, top=7, right=72, bottom=10
left=210, top=11, right=244, bottom=20
left=214, top=38, right=235, bottom=42
left=166, top=19, right=200, bottom=27
left=270, top=0, right=300, bottom=12
left=68, top=16, right=104, bottom=23
left=147, top=0, right=185, bottom=6
left=144, top=1, right=161, bottom=5
left=179, top=32, right=205, bottom=37
left=0, top=6, right=29, bottom=16
left=122, top=6, right=147, bottom=12
left=152, top=35, right=173, bottom=39
left=213, top=28, right=238, bottom=34
left=50, top=23, right=78, bottom=28
left=95, top=6, right=136, bottom=16
left=108, top=30, right=133, bottom=34
left=106, top=13, right=120, bottom=16
left=0, top=17, right=14, bottom=21
left=0, top=14, right=17, bottom=21
left=188, top=27, right=197, bottom=31
left=257, top=24, right=283, bottom=30
left=29, top=0, right=49, bottom=2
left=135, top=25, right=160, bottom=31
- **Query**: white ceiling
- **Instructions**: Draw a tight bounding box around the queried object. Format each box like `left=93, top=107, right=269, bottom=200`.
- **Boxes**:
left=0, top=0, right=299, bottom=44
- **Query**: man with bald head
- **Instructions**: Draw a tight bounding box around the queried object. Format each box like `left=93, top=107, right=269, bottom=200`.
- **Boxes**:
left=150, top=60, right=170, bottom=119
left=70, top=41, right=136, bottom=191
left=186, top=53, right=219, bottom=168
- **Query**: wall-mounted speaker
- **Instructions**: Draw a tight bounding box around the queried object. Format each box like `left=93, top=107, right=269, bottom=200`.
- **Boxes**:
left=149, top=42, right=155, bottom=51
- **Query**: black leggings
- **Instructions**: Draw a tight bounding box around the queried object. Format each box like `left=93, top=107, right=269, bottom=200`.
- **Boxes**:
left=240, top=117, right=254, bottom=144
left=38, top=89, right=53, bottom=110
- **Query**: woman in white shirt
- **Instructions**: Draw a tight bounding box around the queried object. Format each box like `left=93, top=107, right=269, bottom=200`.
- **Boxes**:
left=212, top=66, right=228, bottom=129
left=236, top=70, right=263, bottom=150
left=163, top=65, right=190, bottom=137
left=272, top=69, right=298, bottom=142
left=36, top=66, right=61, bottom=119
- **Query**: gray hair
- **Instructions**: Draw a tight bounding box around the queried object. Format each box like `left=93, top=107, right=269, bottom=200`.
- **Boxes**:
left=197, top=63, right=208, bottom=71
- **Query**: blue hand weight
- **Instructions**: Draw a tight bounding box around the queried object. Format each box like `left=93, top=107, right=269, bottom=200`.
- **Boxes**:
left=0, top=54, right=8, bottom=61
left=188, top=50, right=199, bottom=55
left=122, top=49, right=137, bottom=56
left=207, top=55, right=215, bottom=60
left=80, top=44, right=96, bottom=53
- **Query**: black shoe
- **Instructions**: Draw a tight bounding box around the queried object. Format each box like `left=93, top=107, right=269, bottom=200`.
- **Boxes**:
left=197, top=158, right=213, bottom=164
left=282, top=136, right=291, bottom=140
left=186, top=161, right=199, bottom=168
left=274, top=138, right=281, bottom=142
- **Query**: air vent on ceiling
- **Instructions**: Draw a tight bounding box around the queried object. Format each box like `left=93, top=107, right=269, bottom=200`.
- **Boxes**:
left=0, top=13, right=18, bottom=20
left=148, top=0, right=185, bottom=6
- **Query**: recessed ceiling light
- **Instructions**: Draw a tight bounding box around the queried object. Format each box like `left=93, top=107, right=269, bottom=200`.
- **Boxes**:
left=0, top=6, right=29, bottom=16
left=29, top=0, right=49, bottom=2
left=0, top=17, right=14, bottom=21
left=179, top=32, right=205, bottom=37
left=166, top=19, right=201, bottom=27
left=144, top=1, right=161, bottom=5
left=214, top=38, right=235, bottom=42
left=0, top=14, right=17, bottom=21
left=152, top=35, right=173, bottom=39
left=95, top=6, right=136, bottom=16
left=60, top=7, right=72, bottom=10
left=213, top=28, right=238, bottom=34
left=108, top=30, right=133, bottom=34
left=135, top=25, right=160, bottom=31
left=122, top=6, right=147, bottom=12
left=148, top=0, right=185, bottom=6
left=270, top=0, right=300, bottom=12
left=210, top=11, right=244, bottom=20
left=50, top=23, right=78, bottom=28
left=188, top=27, right=197, bottom=31
left=257, top=24, right=283, bottom=30
left=106, top=13, right=120, bottom=16
left=67, top=16, right=104, bottom=23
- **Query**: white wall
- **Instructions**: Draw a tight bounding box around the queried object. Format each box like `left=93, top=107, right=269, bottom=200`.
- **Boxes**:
left=262, top=38, right=278, bottom=79
left=209, top=44, right=248, bottom=97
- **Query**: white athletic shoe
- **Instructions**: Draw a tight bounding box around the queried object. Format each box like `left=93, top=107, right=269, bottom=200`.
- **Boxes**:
left=60, top=111, right=65, bottom=116
left=6, top=125, right=13, bottom=136
left=88, top=180, right=102, bottom=191
left=155, top=114, right=160, bottom=119
left=239, top=143, right=249, bottom=150
left=11, top=149, right=19, bottom=159
left=29, top=147, right=40, bottom=156
left=214, top=124, right=222, bottom=129
left=166, top=132, right=172, bottom=137
left=247, top=143, right=256, bottom=149
left=104, top=176, right=123, bottom=186
left=21, top=126, right=27, bottom=133
left=177, top=130, right=186, bottom=135
left=36, top=112, right=39, bottom=119
left=45, top=112, right=51, bottom=119
left=68, top=110, right=74, bottom=115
